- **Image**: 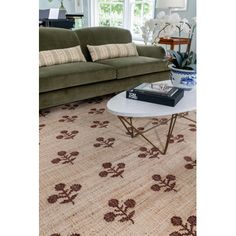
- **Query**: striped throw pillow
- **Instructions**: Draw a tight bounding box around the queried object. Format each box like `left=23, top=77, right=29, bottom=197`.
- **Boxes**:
left=87, top=43, right=139, bottom=62
left=39, top=45, right=86, bottom=67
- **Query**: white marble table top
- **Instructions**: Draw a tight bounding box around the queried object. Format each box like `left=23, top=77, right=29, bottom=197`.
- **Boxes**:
left=107, top=81, right=196, bottom=118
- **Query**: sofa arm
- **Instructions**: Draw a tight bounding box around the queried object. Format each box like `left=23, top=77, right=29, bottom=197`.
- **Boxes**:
left=136, top=45, right=166, bottom=59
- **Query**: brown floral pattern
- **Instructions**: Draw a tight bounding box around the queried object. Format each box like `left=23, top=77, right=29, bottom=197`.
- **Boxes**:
left=184, top=156, right=196, bottom=170
left=151, top=174, right=177, bottom=192
left=94, top=137, right=115, bottom=148
left=39, top=124, right=46, bottom=131
left=169, top=134, right=184, bottom=144
left=58, top=115, right=78, bottom=123
left=90, top=120, right=109, bottom=128
left=61, top=103, right=79, bottom=110
left=99, top=162, right=125, bottom=178
left=188, top=124, right=196, bottom=132
left=51, top=151, right=79, bottom=165
left=104, top=199, right=136, bottom=224
left=56, top=130, right=79, bottom=140
left=152, top=117, right=168, bottom=126
left=88, top=108, right=105, bottom=114
left=170, top=215, right=196, bottom=236
left=47, top=183, right=81, bottom=205
left=39, top=94, right=196, bottom=235
left=39, top=110, right=50, bottom=117
left=138, top=147, right=160, bottom=159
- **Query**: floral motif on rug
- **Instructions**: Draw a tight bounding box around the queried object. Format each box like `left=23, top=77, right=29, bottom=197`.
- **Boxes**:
left=93, top=137, right=115, bottom=148
left=47, top=183, right=82, bottom=205
left=104, top=199, right=136, bottom=224
left=99, top=162, right=125, bottom=178
left=169, top=215, right=196, bottom=236
left=151, top=174, right=177, bottom=192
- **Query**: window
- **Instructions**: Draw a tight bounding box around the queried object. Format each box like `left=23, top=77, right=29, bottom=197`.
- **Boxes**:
left=97, top=0, right=124, bottom=27
left=132, top=0, right=155, bottom=38
left=91, top=0, right=155, bottom=40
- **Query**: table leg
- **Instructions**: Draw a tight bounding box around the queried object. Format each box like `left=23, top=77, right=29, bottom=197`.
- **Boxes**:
left=179, top=115, right=196, bottom=123
left=129, top=117, right=134, bottom=138
left=118, top=116, right=133, bottom=136
left=163, top=114, right=178, bottom=154
left=117, top=114, right=178, bottom=155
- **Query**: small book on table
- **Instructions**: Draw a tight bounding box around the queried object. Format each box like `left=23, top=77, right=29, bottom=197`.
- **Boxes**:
left=126, top=82, right=184, bottom=107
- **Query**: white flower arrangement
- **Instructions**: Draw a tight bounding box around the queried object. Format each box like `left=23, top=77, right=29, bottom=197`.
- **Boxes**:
left=141, top=11, right=195, bottom=45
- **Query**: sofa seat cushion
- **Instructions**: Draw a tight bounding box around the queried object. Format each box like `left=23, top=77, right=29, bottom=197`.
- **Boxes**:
left=39, top=62, right=116, bottom=93
left=97, top=56, right=168, bottom=79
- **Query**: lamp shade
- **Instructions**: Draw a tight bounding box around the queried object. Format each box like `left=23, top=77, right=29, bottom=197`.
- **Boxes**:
left=156, top=0, right=185, bottom=9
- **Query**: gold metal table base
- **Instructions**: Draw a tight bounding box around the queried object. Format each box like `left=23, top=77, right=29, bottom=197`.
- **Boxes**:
left=118, top=114, right=179, bottom=155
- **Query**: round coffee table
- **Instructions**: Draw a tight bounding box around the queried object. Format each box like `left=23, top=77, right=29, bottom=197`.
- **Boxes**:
left=107, top=81, right=196, bottom=154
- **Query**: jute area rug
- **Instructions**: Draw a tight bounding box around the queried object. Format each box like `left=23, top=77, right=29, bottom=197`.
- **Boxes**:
left=40, top=95, right=196, bottom=236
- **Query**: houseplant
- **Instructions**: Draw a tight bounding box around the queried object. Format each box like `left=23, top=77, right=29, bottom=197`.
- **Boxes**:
left=167, top=22, right=196, bottom=90
left=141, top=11, right=192, bottom=45
left=142, top=12, right=197, bottom=90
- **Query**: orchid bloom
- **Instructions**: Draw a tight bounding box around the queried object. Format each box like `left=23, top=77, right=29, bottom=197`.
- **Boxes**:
left=141, top=11, right=196, bottom=45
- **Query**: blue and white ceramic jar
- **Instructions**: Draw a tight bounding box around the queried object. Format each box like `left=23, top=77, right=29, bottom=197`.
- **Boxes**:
left=169, top=65, right=196, bottom=91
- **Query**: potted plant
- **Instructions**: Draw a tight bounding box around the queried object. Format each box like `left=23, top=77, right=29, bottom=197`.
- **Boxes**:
left=168, top=22, right=196, bottom=90
left=142, top=13, right=197, bottom=90
left=141, top=11, right=192, bottom=46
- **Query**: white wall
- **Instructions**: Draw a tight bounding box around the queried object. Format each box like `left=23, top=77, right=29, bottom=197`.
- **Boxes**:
left=39, top=0, right=83, bottom=14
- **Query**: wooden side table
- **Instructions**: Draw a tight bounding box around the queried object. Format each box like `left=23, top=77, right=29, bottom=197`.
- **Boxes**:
left=158, top=37, right=191, bottom=50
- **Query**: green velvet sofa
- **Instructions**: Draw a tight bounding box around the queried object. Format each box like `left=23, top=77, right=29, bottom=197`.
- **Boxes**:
left=39, top=27, right=169, bottom=109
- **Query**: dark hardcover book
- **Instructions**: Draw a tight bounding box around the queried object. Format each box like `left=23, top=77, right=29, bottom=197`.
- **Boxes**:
left=126, top=87, right=184, bottom=107
left=134, top=83, right=179, bottom=97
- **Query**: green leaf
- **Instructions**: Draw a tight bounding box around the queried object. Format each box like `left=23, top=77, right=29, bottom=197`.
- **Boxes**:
left=169, top=51, right=182, bottom=68
left=188, top=64, right=196, bottom=71
left=169, top=50, right=196, bottom=69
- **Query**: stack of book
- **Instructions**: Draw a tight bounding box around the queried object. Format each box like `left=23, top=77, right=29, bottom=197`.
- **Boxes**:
left=126, top=82, right=184, bottom=107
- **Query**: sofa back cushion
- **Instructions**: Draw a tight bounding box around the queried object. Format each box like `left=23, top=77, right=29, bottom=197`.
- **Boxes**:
left=39, top=45, right=86, bottom=67
left=39, top=27, right=80, bottom=52
left=87, top=43, right=138, bottom=62
left=74, top=27, right=132, bottom=61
